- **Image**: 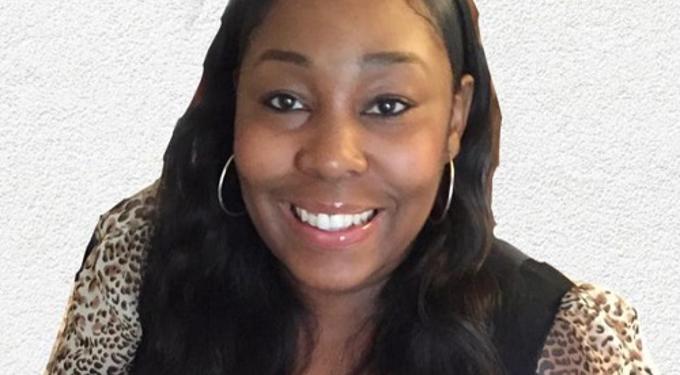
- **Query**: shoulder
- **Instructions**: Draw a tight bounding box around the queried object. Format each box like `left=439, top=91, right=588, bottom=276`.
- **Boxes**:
left=75, top=178, right=160, bottom=288
left=45, top=179, right=160, bottom=374
left=92, top=178, right=160, bottom=245
left=486, top=240, right=657, bottom=374
left=486, top=239, right=577, bottom=372
left=486, top=238, right=576, bottom=329
left=536, top=282, right=657, bottom=374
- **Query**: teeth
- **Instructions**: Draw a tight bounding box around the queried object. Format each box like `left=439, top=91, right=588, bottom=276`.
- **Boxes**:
left=360, top=211, right=371, bottom=222
left=293, top=205, right=376, bottom=232
left=329, top=214, right=343, bottom=230
left=342, top=214, right=352, bottom=228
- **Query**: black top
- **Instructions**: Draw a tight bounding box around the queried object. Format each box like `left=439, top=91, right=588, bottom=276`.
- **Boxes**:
left=486, top=238, right=575, bottom=374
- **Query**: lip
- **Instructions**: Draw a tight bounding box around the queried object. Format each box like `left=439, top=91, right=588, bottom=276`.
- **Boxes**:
left=281, top=202, right=383, bottom=251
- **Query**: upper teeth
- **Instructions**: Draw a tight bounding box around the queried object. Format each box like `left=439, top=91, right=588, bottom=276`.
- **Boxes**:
left=293, top=205, right=376, bottom=231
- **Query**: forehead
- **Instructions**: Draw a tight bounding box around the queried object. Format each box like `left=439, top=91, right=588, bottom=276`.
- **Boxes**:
left=241, top=0, right=450, bottom=75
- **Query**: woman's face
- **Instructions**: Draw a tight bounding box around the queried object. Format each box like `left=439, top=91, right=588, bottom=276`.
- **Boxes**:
left=234, top=0, right=474, bottom=296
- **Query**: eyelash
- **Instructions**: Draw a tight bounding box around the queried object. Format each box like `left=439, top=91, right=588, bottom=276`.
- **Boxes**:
left=261, top=92, right=414, bottom=117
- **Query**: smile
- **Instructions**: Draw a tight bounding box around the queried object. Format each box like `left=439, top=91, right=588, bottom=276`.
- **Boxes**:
left=290, top=204, right=379, bottom=232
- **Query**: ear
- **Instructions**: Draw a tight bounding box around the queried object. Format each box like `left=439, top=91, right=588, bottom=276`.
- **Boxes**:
left=446, top=74, right=475, bottom=161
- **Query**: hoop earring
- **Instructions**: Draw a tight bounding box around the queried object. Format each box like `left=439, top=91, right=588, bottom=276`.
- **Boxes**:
left=217, top=154, right=246, bottom=217
left=429, top=160, right=455, bottom=224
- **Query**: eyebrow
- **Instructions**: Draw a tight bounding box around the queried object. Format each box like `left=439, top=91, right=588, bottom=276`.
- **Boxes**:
left=254, top=49, right=428, bottom=71
left=256, top=49, right=311, bottom=68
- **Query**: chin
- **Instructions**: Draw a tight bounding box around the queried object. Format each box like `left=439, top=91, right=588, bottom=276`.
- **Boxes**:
left=284, top=260, right=389, bottom=297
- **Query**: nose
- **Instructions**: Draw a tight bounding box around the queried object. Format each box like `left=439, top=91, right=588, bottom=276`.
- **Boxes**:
left=295, top=112, right=368, bottom=181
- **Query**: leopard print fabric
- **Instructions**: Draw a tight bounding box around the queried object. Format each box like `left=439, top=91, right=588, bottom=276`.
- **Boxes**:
left=536, top=283, right=657, bottom=374
left=44, top=180, right=158, bottom=375
left=45, top=180, right=657, bottom=374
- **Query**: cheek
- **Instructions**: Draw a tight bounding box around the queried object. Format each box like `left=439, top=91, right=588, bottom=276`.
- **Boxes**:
left=233, top=116, right=294, bottom=191
left=369, top=129, right=447, bottom=204
left=367, top=130, right=447, bottom=257
left=366, top=132, right=446, bottom=280
left=233, top=120, right=295, bottom=248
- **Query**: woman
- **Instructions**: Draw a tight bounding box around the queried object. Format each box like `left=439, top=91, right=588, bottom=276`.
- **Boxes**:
left=45, top=0, right=656, bottom=374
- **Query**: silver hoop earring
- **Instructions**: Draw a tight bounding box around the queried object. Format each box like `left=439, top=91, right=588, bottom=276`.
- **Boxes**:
left=429, top=160, right=455, bottom=224
left=217, top=154, right=246, bottom=217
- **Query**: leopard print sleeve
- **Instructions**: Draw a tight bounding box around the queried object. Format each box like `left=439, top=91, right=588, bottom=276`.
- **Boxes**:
left=44, top=180, right=159, bottom=375
left=536, top=282, right=658, bottom=374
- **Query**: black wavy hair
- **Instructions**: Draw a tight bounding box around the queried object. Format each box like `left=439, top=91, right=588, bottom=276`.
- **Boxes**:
left=131, top=0, right=503, bottom=374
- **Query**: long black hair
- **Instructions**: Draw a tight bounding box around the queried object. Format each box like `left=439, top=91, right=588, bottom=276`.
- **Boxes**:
left=131, top=0, right=503, bottom=373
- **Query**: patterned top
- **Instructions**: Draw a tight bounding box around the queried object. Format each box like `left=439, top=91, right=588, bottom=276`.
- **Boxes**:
left=44, top=180, right=658, bottom=374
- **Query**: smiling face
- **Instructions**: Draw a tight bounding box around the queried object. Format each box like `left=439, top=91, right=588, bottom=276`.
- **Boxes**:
left=233, top=0, right=474, bottom=297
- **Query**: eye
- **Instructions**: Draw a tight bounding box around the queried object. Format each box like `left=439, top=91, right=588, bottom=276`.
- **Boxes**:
left=364, top=97, right=413, bottom=117
left=262, top=92, right=306, bottom=112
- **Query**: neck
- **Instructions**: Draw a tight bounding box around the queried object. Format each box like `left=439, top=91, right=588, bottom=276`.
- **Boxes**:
left=304, top=282, right=381, bottom=338
left=293, top=281, right=385, bottom=375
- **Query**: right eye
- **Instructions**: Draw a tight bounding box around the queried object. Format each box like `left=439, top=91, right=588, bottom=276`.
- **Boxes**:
left=262, top=93, right=306, bottom=112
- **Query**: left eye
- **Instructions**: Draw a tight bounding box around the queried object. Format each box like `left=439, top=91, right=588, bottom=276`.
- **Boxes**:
left=264, top=93, right=306, bottom=112
left=364, top=98, right=412, bottom=117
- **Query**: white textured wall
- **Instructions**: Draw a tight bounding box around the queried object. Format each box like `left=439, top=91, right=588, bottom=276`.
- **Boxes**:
left=1, top=0, right=677, bottom=372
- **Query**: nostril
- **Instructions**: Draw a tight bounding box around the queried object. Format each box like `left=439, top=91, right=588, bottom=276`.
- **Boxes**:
left=294, top=144, right=368, bottom=180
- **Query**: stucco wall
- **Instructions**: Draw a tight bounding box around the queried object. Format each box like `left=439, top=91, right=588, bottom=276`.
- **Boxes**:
left=1, top=0, right=677, bottom=372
